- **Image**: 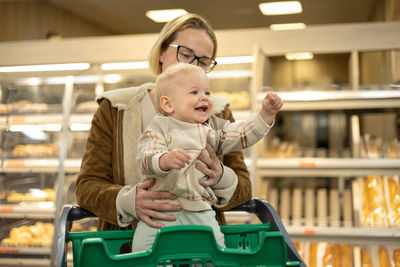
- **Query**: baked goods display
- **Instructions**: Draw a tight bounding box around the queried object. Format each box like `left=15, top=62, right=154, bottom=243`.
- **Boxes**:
left=2, top=188, right=56, bottom=203
left=362, top=134, right=400, bottom=159
left=0, top=221, right=53, bottom=247
left=0, top=100, right=50, bottom=114
left=354, top=175, right=400, bottom=228
left=12, top=144, right=59, bottom=158
left=213, top=90, right=249, bottom=109
left=264, top=137, right=301, bottom=158
left=75, top=101, right=98, bottom=113
left=294, top=242, right=400, bottom=267
left=264, top=135, right=399, bottom=159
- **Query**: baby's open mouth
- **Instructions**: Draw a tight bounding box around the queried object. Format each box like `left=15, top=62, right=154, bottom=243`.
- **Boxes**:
left=195, top=105, right=208, bottom=112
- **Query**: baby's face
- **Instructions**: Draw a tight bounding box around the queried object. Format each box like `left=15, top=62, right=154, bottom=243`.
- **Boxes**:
left=169, top=71, right=213, bottom=123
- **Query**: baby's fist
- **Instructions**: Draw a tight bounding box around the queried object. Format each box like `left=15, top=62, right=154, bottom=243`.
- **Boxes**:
left=260, top=92, right=283, bottom=125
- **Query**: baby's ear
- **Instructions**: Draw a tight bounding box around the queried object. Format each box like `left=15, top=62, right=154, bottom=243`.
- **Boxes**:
left=160, top=96, right=174, bottom=114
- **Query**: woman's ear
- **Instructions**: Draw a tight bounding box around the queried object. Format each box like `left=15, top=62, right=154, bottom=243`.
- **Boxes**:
left=159, top=50, right=165, bottom=64
left=160, top=96, right=174, bottom=114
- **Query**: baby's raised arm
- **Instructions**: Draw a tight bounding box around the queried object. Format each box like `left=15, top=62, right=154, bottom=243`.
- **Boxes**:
left=259, top=92, right=283, bottom=126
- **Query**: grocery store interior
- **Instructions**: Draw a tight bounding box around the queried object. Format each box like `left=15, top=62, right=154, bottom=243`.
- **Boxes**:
left=0, top=0, right=399, bottom=266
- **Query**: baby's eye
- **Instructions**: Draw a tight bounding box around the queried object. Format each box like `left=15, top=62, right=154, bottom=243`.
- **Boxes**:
left=205, top=91, right=211, bottom=96
left=190, top=91, right=198, bottom=95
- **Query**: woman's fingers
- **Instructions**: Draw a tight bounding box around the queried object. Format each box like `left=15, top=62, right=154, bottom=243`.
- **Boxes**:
left=136, top=179, right=181, bottom=228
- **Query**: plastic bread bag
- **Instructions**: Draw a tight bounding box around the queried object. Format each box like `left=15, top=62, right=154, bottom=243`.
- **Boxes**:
left=360, top=245, right=378, bottom=267
left=394, top=249, right=400, bottom=267
left=383, top=175, right=400, bottom=228
left=342, top=244, right=353, bottom=267
left=364, top=176, right=389, bottom=227
left=379, top=247, right=392, bottom=267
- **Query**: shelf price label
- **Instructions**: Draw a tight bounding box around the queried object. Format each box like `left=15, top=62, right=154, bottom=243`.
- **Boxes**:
left=5, top=159, right=25, bottom=168
left=303, top=228, right=316, bottom=235
left=10, top=115, right=26, bottom=123
left=0, top=205, right=13, bottom=212
left=298, top=161, right=316, bottom=168
left=0, top=248, right=19, bottom=254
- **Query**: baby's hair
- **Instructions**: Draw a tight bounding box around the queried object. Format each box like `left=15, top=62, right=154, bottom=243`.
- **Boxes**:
left=154, top=62, right=206, bottom=114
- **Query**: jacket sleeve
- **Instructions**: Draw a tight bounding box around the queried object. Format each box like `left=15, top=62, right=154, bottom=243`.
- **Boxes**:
left=214, top=105, right=252, bottom=211
left=75, top=99, right=122, bottom=225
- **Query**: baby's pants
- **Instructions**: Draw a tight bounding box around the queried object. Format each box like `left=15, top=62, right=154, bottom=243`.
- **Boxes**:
left=131, top=209, right=225, bottom=252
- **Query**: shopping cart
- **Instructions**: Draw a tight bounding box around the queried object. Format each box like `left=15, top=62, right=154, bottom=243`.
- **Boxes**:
left=56, top=199, right=306, bottom=267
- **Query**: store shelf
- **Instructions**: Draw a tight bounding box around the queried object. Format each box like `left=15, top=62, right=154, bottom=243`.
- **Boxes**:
left=0, top=113, right=92, bottom=129
left=0, top=258, right=50, bottom=267
left=0, top=203, right=55, bottom=219
left=287, top=226, right=400, bottom=245
left=257, top=158, right=400, bottom=177
left=0, top=246, right=51, bottom=257
left=258, top=89, right=400, bottom=111
left=1, top=158, right=81, bottom=173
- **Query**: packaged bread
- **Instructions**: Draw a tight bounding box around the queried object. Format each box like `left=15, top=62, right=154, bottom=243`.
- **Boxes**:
left=342, top=244, right=352, bottom=267
left=16, top=103, right=49, bottom=113
left=361, top=248, right=373, bottom=267
left=379, top=248, right=391, bottom=267
left=308, top=243, right=318, bottom=267
left=361, top=176, right=389, bottom=227
left=386, top=139, right=399, bottom=158
left=332, top=244, right=341, bottom=267
left=394, top=249, right=400, bottom=267
left=13, top=144, right=59, bottom=157
left=322, top=243, right=333, bottom=267
left=384, top=176, right=400, bottom=227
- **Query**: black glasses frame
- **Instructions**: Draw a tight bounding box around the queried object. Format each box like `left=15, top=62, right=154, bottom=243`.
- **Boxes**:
left=169, top=44, right=217, bottom=73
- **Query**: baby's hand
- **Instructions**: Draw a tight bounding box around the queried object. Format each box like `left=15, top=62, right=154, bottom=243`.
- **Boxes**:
left=260, top=93, right=283, bottom=125
left=159, top=149, right=191, bottom=171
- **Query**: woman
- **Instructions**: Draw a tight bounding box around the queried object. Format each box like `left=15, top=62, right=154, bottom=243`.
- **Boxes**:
left=75, top=13, right=251, bottom=234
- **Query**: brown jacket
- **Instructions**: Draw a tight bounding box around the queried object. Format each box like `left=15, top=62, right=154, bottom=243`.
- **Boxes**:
left=76, top=84, right=252, bottom=231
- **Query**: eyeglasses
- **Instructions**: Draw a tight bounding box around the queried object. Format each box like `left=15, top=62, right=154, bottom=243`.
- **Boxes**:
left=169, top=44, right=217, bottom=73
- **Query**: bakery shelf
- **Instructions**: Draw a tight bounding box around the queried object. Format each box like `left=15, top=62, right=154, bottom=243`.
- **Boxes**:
left=257, top=89, right=400, bottom=111
left=1, top=159, right=81, bottom=173
left=0, top=113, right=93, bottom=129
left=287, top=226, right=400, bottom=245
left=257, top=158, right=400, bottom=177
left=0, top=258, right=50, bottom=267
left=0, top=246, right=51, bottom=257
left=0, top=203, right=55, bottom=219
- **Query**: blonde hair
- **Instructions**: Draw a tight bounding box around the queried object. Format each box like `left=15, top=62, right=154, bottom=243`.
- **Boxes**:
left=148, top=13, right=217, bottom=75
left=154, top=62, right=206, bottom=114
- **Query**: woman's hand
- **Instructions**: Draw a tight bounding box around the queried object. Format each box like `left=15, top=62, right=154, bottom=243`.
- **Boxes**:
left=196, top=143, right=223, bottom=187
left=135, top=178, right=181, bottom=228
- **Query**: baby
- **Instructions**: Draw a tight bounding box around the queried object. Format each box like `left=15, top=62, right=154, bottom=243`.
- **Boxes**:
left=132, top=62, right=282, bottom=252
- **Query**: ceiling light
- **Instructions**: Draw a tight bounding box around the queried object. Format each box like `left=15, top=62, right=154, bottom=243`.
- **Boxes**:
left=270, top=23, right=306, bottom=31
left=285, top=52, right=314, bottom=60
left=101, top=61, right=149, bottom=70
left=259, top=1, right=302, bottom=15
left=0, top=63, right=90, bottom=72
left=70, top=123, right=91, bottom=131
left=216, top=56, right=255, bottom=65
left=207, top=70, right=252, bottom=79
left=145, top=9, right=188, bottom=23
left=104, top=74, right=121, bottom=83
left=28, top=77, right=41, bottom=85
